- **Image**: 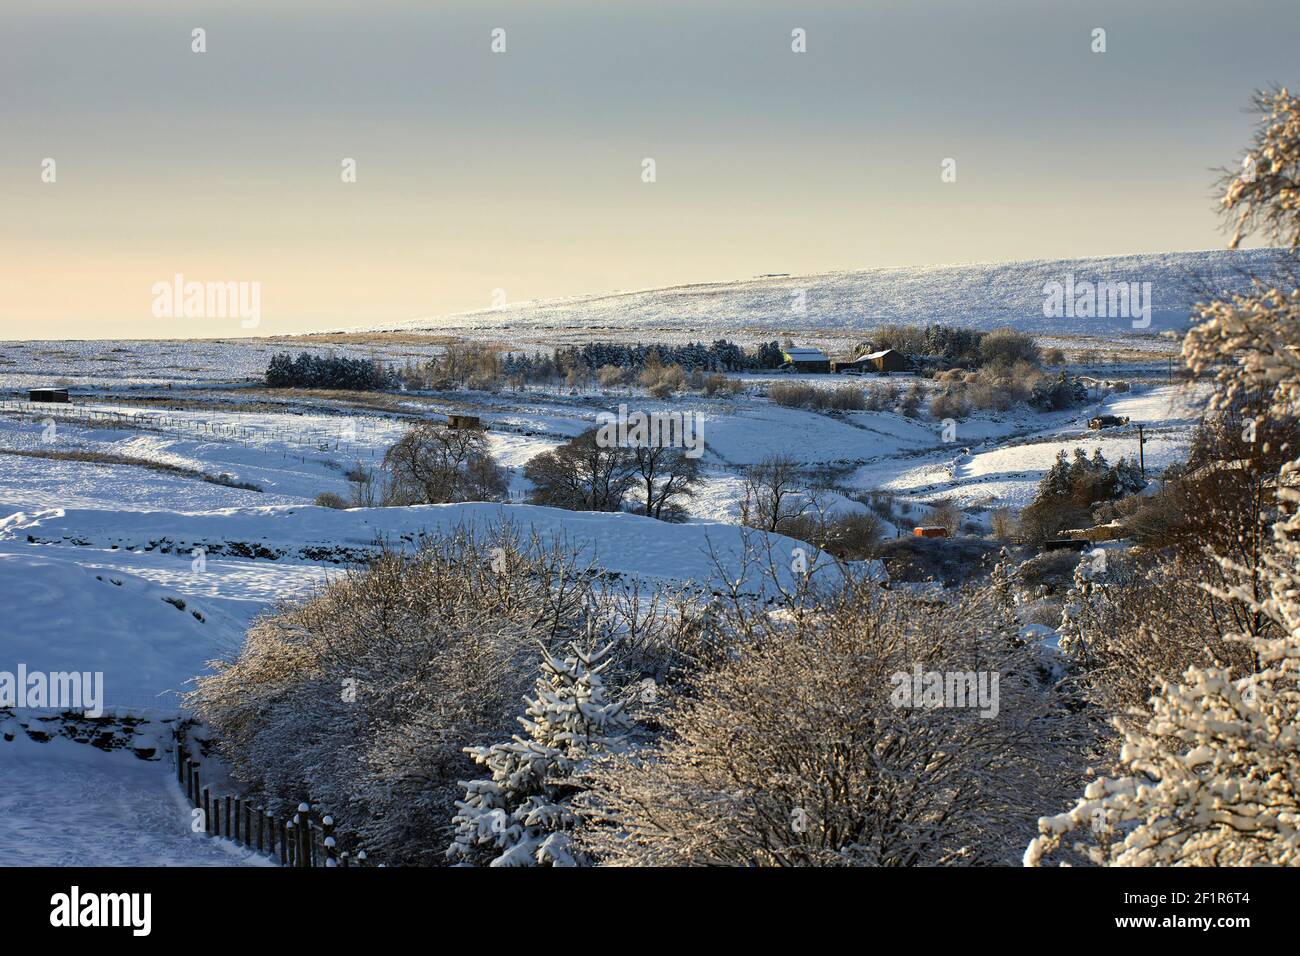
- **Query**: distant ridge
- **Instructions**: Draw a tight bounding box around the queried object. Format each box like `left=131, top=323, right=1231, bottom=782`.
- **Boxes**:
left=358, top=248, right=1294, bottom=338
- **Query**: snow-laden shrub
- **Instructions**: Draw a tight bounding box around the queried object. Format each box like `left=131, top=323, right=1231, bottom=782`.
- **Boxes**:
left=1056, top=552, right=1255, bottom=734
left=579, top=570, right=1090, bottom=866
left=767, top=381, right=817, bottom=408
left=447, top=642, right=631, bottom=866
left=189, top=527, right=687, bottom=865
left=596, top=364, right=626, bottom=388
left=1029, top=526, right=1300, bottom=864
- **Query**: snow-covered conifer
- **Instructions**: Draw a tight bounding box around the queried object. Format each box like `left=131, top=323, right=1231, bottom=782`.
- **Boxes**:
left=447, top=641, right=630, bottom=866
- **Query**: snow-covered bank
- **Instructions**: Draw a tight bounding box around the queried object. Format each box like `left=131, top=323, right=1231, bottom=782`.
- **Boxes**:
left=4, top=501, right=857, bottom=589
left=0, top=501, right=873, bottom=710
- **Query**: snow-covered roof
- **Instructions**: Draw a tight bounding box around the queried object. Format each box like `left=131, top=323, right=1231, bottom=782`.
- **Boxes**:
left=782, top=347, right=828, bottom=361
left=861, top=349, right=901, bottom=360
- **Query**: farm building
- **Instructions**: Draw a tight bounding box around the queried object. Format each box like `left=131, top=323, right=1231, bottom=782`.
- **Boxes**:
left=779, top=347, right=831, bottom=374
left=831, top=357, right=873, bottom=374
left=29, top=388, right=70, bottom=404
left=913, top=526, right=948, bottom=539
left=861, top=349, right=914, bottom=374
left=446, top=414, right=483, bottom=430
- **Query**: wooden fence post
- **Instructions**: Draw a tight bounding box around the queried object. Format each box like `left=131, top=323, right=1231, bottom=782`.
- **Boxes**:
left=244, top=803, right=253, bottom=848
left=234, top=798, right=241, bottom=843
left=202, top=785, right=211, bottom=834
left=280, top=819, right=290, bottom=866
left=296, top=803, right=311, bottom=868
left=224, top=796, right=232, bottom=838
left=257, top=809, right=265, bottom=853
left=322, top=815, right=337, bottom=867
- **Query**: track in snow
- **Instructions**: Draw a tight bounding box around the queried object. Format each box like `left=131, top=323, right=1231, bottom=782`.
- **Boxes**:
left=0, top=738, right=271, bottom=867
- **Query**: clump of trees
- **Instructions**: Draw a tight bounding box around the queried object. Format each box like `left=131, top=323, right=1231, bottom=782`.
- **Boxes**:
left=398, top=344, right=506, bottom=391
left=382, top=422, right=508, bottom=505
left=557, top=340, right=779, bottom=375
left=863, top=324, right=1039, bottom=372
left=930, top=366, right=1087, bottom=418
left=856, top=326, right=1091, bottom=420
left=401, top=342, right=760, bottom=396
left=637, top=351, right=687, bottom=398
left=738, top=455, right=882, bottom=559
left=1028, top=371, right=1089, bottom=411
left=266, top=352, right=391, bottom=390
left=524, top=428, right=701, bottom=520
left=1018, top=448, right=1145, bottom=542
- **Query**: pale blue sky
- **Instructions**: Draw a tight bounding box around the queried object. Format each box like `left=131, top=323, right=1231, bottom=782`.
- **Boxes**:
left=2, top=0, right=1296, bottom=337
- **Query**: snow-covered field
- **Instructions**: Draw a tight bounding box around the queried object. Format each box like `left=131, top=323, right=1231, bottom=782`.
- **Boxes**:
left=0, top=365, right=1202, bottom=714
left=847, top=384, right=1206, bottom=513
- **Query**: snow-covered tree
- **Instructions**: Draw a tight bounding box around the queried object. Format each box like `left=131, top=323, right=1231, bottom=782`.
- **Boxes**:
left=447, top=641, right=631, bottom=867
left=1219, top=87, right=1300, bottom=250
left=1027, top=88, right=1300, bottom=867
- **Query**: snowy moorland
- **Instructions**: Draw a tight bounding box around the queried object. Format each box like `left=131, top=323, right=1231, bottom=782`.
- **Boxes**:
left=359, top=247, right=1292, bottom=343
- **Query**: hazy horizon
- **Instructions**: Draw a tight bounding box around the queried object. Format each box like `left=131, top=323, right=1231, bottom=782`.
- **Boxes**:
left=3, top=0, right=1297, bottom=340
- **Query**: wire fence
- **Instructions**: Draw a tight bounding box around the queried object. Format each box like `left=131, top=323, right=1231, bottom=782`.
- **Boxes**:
left=0, top=398, right=390, bottom=462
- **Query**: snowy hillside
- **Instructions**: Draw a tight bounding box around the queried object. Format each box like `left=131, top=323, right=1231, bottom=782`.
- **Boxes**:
left=0, top=501, right=860, bottom=710
left=361, top=248, right=1293, bottom=340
